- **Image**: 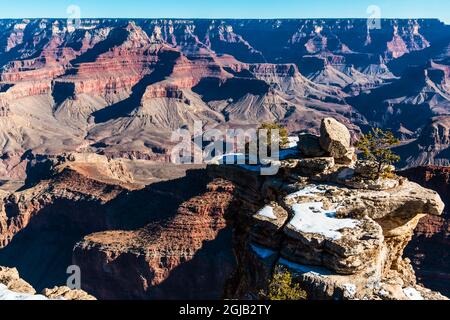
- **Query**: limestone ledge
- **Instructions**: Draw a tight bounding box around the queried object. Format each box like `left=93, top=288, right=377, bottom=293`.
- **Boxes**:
left=209, top=118, right=447, bottom=300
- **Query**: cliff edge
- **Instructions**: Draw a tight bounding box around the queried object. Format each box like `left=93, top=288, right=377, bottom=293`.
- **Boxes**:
left=208, top=118, right=447, bottom=300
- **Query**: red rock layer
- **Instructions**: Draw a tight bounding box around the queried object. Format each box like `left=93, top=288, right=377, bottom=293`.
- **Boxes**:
left=73, top=179, right=237, bottom=299
left=0, top=168, right=124, bottom=247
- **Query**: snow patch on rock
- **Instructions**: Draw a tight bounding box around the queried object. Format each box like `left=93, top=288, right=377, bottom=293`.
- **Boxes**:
left=289, top=202, right=359, bottom=240
left=286, top=136, right=299, bottom=148
left=343, top=283, right=357, bottom=298
left=285, top=185, right=327, bottom=199
left=0, top=284, right=49, bottom=300
left=256, top=205, right=277, bottom=220
left=403, top=287, right=424, bottom=300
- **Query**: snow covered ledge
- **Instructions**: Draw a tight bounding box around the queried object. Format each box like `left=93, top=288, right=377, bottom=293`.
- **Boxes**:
left=247, top=181, right=448, bottom=300
left=287, top=202, right=359, bottom=241
left=0, top=284, right=51, bottom=300
left=0, top=266, right=95, bottom=300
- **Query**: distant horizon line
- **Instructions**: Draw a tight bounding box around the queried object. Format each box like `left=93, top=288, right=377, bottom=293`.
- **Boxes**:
left=0, top=17, right=447, bottom=21
left=1, top=17, right=448, bottom=26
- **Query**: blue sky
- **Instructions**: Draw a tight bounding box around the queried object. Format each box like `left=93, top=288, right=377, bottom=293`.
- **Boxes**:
left=0, top=0, right=449, bottom=23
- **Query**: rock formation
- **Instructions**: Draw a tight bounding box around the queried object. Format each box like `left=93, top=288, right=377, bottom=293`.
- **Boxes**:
left=207, top=118, right=447, bottom=300
left=0, top=152, right=209, bottom=295
left=297, top=118, right=356, bottom=166
left=11, top=118, right=442, bottom=300
left=396, top=117, right=450, bottom=168
left=0, top=266, right=95, bottom=300
left=0, top=18, right=449, bottom=169
left=72, top=179, right=236, bottom=299
left=399, top=166, right=450, bottom=296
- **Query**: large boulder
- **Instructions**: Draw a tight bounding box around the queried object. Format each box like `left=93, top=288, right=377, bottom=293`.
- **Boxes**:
left=320, top=118, right=352, bottom=159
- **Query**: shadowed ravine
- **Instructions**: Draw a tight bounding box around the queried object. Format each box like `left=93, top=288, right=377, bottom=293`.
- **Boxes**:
left=92, top=50, right=181, bottom=124
left=0, top=169, right=214, bottom=293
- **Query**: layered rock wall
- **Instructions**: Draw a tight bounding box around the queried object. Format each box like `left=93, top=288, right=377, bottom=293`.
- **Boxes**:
left=400, top=166, right=450, bottom=296
left=208, top=119, right=447, bottom=300
left=0, top=119, right=447, bottom=300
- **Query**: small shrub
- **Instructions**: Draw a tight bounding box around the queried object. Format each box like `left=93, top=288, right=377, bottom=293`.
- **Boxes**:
left=356, top=128, right=400, bottom=180
left=258, top=123, right=289, bottom=150
left=261, top=266, right=308, bottom=300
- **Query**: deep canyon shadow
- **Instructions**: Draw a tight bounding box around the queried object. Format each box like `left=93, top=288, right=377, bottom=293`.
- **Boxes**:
left=405, top=232, right=450, bottom=297
left=0, top=199, right=107, bottom=291
left=0, top=169, right=211, bottom=292
left=92, top=50, right=181, bottom=124
left=146, top=228, right=236, bottom=300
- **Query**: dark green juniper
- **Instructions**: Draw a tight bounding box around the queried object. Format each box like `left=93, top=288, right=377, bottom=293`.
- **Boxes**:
left=258, top=123, right=289, bottom=150
left=261, top=266, right=307, bottom=300
left=356, top=128, right=401, bottom=180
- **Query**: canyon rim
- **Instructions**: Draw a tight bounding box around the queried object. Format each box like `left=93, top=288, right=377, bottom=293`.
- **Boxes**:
left=0, top=1, right=449, bottom=306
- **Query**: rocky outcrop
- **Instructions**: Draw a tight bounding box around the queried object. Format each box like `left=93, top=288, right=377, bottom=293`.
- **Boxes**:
left=72, top=179, right=236, bottom=300
left=207, top=118, right=447, bottom=300
left=0, top=150, right=219, bottom=298
left=417, top=117, right=450, bottom=160
left=0, top=18, right=448, bottom=167
left=0, top=167, right=125, bottom=248
left=0, top=266, right=95, bottom=300
left=210, top=168, right=445, bottom=299
left=297, top=118, right=356, bottom=165
left=0, top=111, right=447, bottom=300
left=0, top=152, right=142, bottom=250
left=386, top=26, right=410, bottom=60
left=396, top=117, right=450, bottom=169
left=0, top=149, right=211, bottom=277
left=61, top=118, right=448, bottom=300
left=399, top=166, right=450, bottom=296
